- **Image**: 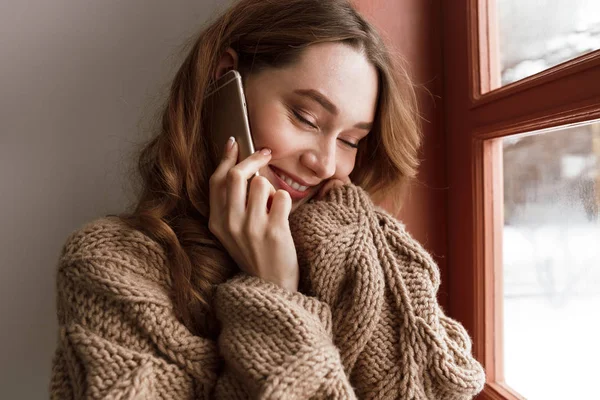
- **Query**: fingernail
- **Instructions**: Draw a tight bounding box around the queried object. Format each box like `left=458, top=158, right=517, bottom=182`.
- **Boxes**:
left=260, top=148, right=272, bottom=156
left=226, top=136, right=235, bottom=151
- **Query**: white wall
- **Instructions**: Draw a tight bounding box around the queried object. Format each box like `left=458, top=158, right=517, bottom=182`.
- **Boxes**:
left=0, top=0, right=229, bottom=397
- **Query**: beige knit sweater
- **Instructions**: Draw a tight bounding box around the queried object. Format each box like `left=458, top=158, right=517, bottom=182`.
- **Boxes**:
left=50, top=184, right=485, bottom=399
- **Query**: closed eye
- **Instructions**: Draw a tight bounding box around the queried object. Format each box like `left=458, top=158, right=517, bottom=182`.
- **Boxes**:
left=291, top=109, right=318, bottom=129
left=292, top=108, right=359, bottom=149
left=339, top=139, right=359, bottom=149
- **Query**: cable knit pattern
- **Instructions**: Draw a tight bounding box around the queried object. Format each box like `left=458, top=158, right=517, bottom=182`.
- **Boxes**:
left=50, top=217, right=221, bottom=399
left=50, top=183, right=485, bottom=399
left=287, top=184, right=486, bottom=399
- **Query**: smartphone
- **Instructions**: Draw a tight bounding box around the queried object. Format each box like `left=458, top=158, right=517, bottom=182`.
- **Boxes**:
left=204, top=69, right=257, bottom=169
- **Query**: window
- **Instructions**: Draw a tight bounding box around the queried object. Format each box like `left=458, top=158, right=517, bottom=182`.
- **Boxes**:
left=443, top=0, right=600, bottom=399
left=501, top=121, right=600, bottom=399
left=496, top=0, right=600, bottom=86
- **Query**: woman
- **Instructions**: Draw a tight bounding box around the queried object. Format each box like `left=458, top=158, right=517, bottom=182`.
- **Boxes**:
left=50, top=0, right=486, bottom=398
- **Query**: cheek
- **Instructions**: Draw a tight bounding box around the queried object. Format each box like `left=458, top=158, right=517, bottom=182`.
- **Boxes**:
left=335, top=153, right=357, bottom=178
left=249, top=104, right=296, bottom=155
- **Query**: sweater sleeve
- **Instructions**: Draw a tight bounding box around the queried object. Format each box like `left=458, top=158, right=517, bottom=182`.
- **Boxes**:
left=50, top=221, right=220, bottom=399
left=212, top=273, right=357, bottom=399
left=416, top=308, right=486, bottom=400
left=393, top=227, right=486, bottom=399
left=297, top=184, right=486, bottom=398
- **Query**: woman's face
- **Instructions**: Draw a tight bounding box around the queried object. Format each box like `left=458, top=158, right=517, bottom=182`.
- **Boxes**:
left=242, top=42, right=379, bottom=211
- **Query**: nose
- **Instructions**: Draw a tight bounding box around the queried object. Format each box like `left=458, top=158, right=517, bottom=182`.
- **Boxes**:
left=300, top=136, right=337, bottom=179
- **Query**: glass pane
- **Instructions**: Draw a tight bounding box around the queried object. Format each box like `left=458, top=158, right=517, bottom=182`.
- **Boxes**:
left=502, top=120, right=600, bottom=399
left=496, top=0, right=600, bottom=86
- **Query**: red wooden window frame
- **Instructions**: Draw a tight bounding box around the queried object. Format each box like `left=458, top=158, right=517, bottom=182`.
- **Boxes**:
left=443, top=1, right=600, bottom=399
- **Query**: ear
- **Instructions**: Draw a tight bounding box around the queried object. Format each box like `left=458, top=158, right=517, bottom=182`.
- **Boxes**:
left=214, top=48, right=239, bottom=80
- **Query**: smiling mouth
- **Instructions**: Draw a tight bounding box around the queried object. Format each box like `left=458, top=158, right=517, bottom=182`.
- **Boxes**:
left=268, top=166, right=315, bottom=200
left=276, top=172, right=309, bottom=192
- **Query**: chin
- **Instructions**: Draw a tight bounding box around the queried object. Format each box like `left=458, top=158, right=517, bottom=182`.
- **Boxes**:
left=290, top=197, right=311, bottom=213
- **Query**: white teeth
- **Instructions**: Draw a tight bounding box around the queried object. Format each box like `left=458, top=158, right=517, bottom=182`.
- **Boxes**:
left=277, top=173, right=309, bottom=192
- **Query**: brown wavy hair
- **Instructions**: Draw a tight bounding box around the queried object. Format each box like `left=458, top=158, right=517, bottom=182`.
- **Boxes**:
left=116, top=0, right=422, bottom=339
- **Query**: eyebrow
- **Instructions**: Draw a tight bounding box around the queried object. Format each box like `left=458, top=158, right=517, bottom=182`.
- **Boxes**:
left=293, top=89, right=373, bottom=130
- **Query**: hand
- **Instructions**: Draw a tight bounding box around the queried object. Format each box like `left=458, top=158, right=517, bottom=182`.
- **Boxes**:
left=315, top=176, right=351, bottom=201
left=208, top=137, right=300, bottom=292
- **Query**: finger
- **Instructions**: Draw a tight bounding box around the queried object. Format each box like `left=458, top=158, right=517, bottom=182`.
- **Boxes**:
left=269, top=189, right=292, bottom=221
left=225, top=147, right=272, bottom=211
left=209, top=137, right=237, bottom=223
left=212, top=136, right=238, bottom=182
left=225, top=166, right=248, bottom=222
left=247, top=176, right=275, bottom=217
left=231, top=148, right=273, bottom=180
left=316, top=179, right=344, bottom=200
